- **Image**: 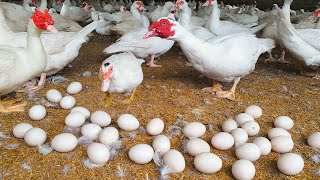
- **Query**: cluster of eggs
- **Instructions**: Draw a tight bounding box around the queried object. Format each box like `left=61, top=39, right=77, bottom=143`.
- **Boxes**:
left=13, top=93, right=320, bottom=179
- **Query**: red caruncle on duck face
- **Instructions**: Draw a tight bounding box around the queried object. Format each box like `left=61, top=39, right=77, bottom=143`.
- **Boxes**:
left=175, top=0, right=185, bottom=9
left=31, top=9, right=57, bottom=32
left=144, top=18, right=175, bottom=39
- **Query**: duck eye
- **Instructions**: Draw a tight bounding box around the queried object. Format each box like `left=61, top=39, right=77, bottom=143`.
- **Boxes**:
left=35, top=14, right=39, bottom=17
left=162, top=21, right=167, bottom=25
left=104, top=62, right=110, bottom=67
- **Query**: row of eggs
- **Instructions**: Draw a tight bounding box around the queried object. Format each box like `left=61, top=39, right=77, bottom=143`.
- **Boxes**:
left=13, top=84, right=320, bottom=179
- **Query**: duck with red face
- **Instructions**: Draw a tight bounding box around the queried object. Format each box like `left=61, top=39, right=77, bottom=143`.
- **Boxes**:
left=0, top=9, right=57, bottom=112
left=145, top=17, right=275, bottom=101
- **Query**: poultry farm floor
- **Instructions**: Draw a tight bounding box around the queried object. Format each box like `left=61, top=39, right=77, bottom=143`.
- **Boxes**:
left=0, top=33, right=319, bottom=179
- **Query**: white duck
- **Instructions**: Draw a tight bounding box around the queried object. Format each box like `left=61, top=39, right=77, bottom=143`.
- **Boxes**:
left=59, top=0, right=91, bottom=22
left=225, top=5, right=259, bottom=25
left=0, top=9, right=57, bottom=112
left=0, top=12, right=97, bottom=87
left=91, top=11, right=113, bottom=35
left=110, top=1, right=149, bottom=35
left=204, top=0, right=268, bottom=36
left=99, top=52, right=144, bottom=104
left=276, top=7, right=320, bottom=78
left=145, top=18, right=275, bottom=100
left=150, top=1, right=174, bottom=22
left=102, top=0, right=116, bottom=13
left=264, top=0, right=320, bottom=63
left=104, top=12, right=174, bottom=67
left=173, top=0, right=215, bottom=41
left=175, top=0, right=206, bottom=27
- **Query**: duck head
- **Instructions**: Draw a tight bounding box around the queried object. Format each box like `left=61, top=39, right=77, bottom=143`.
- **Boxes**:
left=173, top=0, right=188, bottom=11
left=144, top=18, right=176, bottom=39
left=100, top=62, right=114, bottom=92
left=87, top=5, right=95, bottom=12
left=132, top=1, right=146, bottom=13
left=202, top=0, right=214, bottom=7
left=32, top=9, right=57, bottom=32
left=120, top=6, right=127, bottom=12
left=80, top=2, right=88, bottom=8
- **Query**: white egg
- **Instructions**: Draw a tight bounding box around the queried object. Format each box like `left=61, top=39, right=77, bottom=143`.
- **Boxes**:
left=268, top=128, right=291, bottom=140
left=152, top=135, right=171, bottom=155
left=71, top=107, right=90, bottom=119
left=186, top=138, right=210, bottom=156
left=117, top=114, right=139, bottom=131
left=90, top=111, right=111, bottom=127
left=99, top=127, right=119, bottom=145
left=231, top=128, right=249, bottom=148
left=235, top=113, right=255, bottom=125
left=67, top=82, right=83, bottom=94
left=274, top=116, right=294, bottom=130
left=222, top=119, right=238, bottom=133
left=81, top=123, right=102, bottom=140
left=146, top=118, right=164, bottom=136
left=271, top=136, right=294, bottom=153
left=252, top=137, right=271, bottom=156
left=46, top=89, right=62, bottom=103
left=194, top=153, right=222, bottom=174
left=60, top=96, right=76, bottom=109
left=163, top=149, right=185, bottom=173
left=241, top=121, right=260, bottom=136
left=277, top=153, right=304, bottom=175
left=65, top=112, right=86, bottom=128
left=128, top=144, right=154, bottom=164
left=307, top=132, right=320, bottom=148
left=13, top=123, right=33, bottom=138
left=183, top=122, right=206, bottom=138
left=87, top=143, right=110, bottom=165
left=236, top=143, right=261, bottom=161
left=51, top=133, right=77, bottom=152
left=232, top=160, right=256, bottom=180
left=28, top=105, right=46, bottom=121
left=211, top=132, right=234, bottom=150
left=245, top=105, right=262, bottom=119
left=24, top=127, right=47, bottom=146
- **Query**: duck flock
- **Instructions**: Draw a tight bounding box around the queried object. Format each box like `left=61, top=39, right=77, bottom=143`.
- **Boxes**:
left=0, top=0, right=320, bottom=179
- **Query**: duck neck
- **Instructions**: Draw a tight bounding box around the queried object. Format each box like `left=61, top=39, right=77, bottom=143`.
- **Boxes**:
left=282, top=0, right=293, bottom=23
left=209, top=2, right=221, bottom=27
left=130, top=7, right=142, bottom=22
left=169, top=24, right=206, bottom=63
left=24, top=19, right=46, bottom=72
left=178, top=5, right=191, bottom=27
left=39, top=0, right=48, bottom=10
left=23, top=0, right=33, bottom=12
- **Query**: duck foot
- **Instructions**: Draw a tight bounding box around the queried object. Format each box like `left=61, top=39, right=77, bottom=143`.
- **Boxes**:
left=17, top=73, right=47, bottom=93
left=147, top=54, right=162, bottom=68
left=215, top=77, right=241, bottom=101
left=215, top=91, right=238, bottom=101
left=123, top=88, right=137, bottom=104
left=202, top=80, right=223, bottom=93
left=0, top=97, right=26, bottom=113
left=103, top=92, right=112, bottom=106
left=277, top=51, right=291, bottom=64
left=264, top=51, right=277, bottom=63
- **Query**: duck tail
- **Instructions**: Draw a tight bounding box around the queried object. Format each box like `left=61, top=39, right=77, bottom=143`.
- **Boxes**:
left=258, top=38, right=276, bottom=54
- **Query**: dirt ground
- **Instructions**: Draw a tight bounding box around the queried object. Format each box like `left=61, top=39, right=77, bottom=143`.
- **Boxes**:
left=0, top=33, right=319, bottom=179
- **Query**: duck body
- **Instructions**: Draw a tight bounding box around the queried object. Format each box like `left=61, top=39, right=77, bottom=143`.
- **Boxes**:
left=0, top=9, right=56, bottom=95
left=104, top=28, right=174, bottom=59
left=99, top=52, right=144, bottom=94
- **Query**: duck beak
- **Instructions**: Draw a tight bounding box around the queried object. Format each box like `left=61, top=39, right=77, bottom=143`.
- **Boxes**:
left=100, top=65, right=113, bottom=92
left=144, top=29, right=156, bottom=39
